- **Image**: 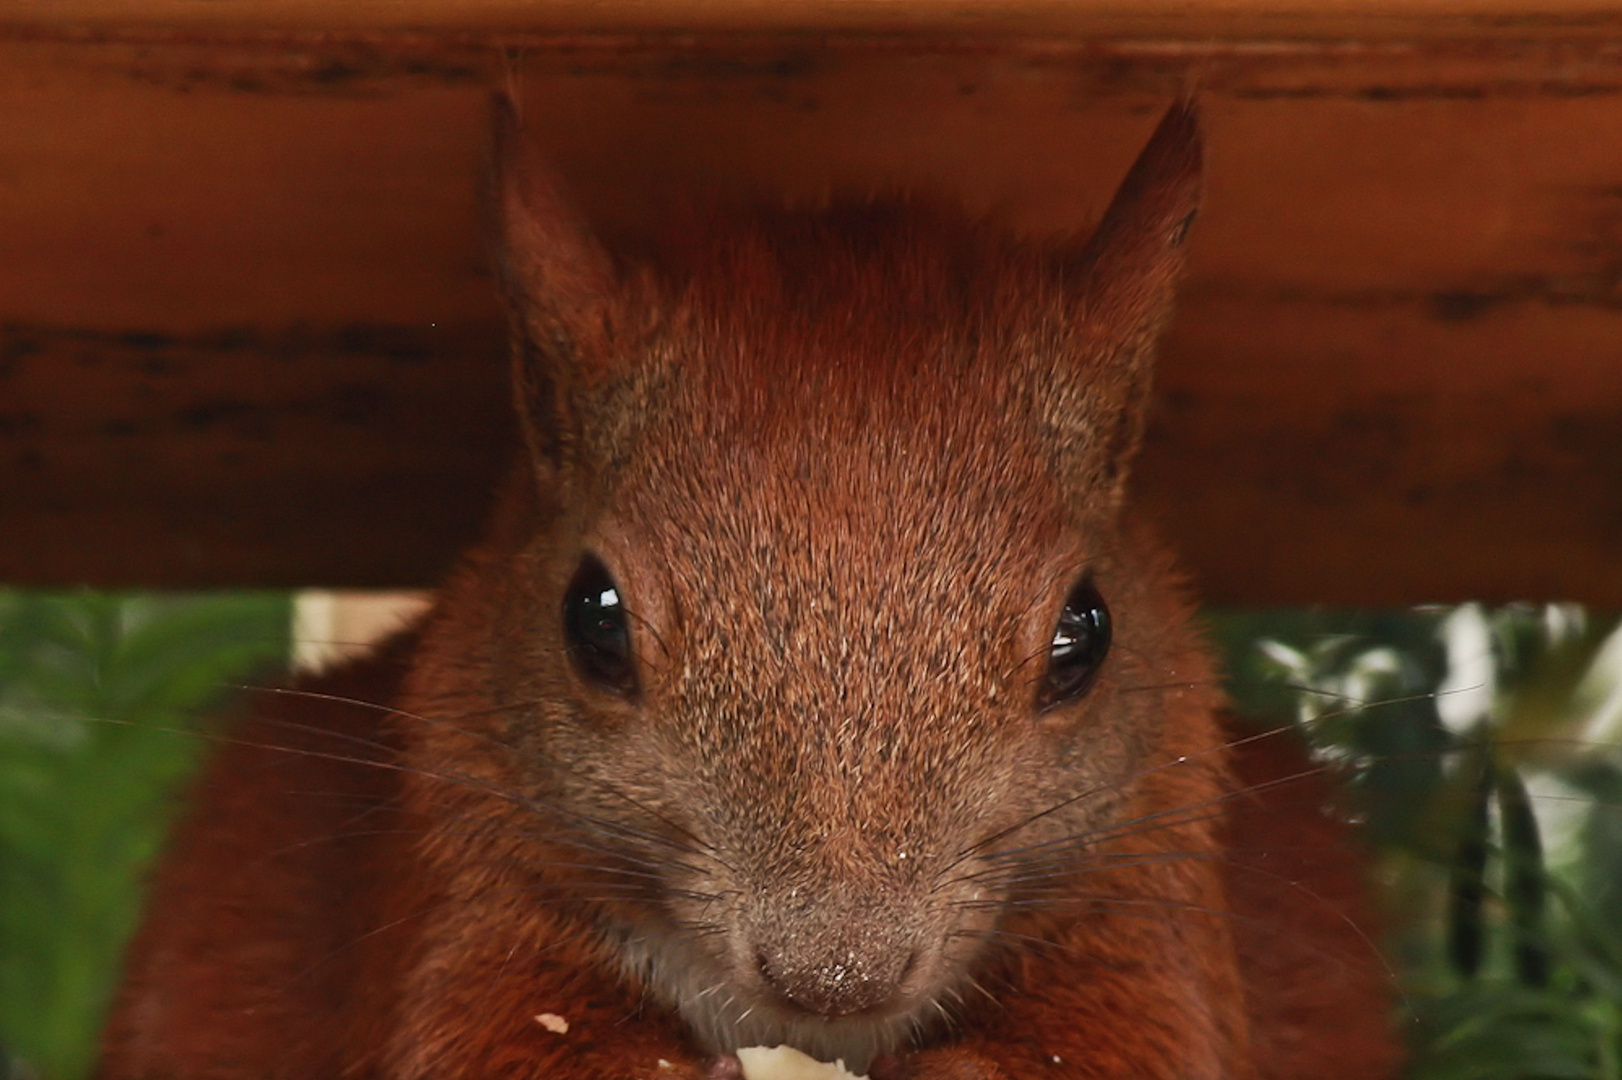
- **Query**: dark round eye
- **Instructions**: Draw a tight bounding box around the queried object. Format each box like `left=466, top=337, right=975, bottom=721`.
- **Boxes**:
left=1041, top=578, right=1111, bottom=709
left=563, top=556, right=636, bottom=695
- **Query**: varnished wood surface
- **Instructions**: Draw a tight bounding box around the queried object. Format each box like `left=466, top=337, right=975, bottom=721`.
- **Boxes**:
left=10, top=0, right=1622, bottom=39
left=2, top=28, right=1620, bottom=603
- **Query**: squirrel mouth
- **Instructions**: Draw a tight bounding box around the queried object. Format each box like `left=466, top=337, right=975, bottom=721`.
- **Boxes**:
left=706, top=998, right=924, bottom=1078
left=638, top=938, right=934, bottom=1076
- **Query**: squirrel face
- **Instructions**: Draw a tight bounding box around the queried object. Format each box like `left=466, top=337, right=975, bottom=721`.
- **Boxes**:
left=459, top=99, right=1210, bottom=1070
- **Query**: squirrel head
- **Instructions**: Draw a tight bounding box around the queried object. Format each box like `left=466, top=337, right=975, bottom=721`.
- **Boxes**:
left=470, top=98, right=1208, bottom=1068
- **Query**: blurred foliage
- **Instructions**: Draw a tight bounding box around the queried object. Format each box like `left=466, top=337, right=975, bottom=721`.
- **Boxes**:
left=1209, top=605, right=1622, bottom=1080
left=0, top=592, right=291, bottom=1080
left=0, top=593, right=1619, bottom=1079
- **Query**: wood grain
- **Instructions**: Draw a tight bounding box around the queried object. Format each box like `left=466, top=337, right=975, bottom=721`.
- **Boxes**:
left=10, top=0, right=1622, bottom=39
left=2, top=30, right=1619, bottom=602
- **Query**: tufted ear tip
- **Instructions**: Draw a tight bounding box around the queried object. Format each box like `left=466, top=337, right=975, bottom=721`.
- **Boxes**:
left=488, top=94, right=621, bottom=478
left=1032, top=99, right=1207, bottom=514
left=1148, top=97, right=1204, bottom=190
left=1083, top=98, right=1204, bottom=273
left=1136, top=95, right=1204, bottom=246
left=1057, top=97, right=1205, bottom=361
left=490, top=94, right=616, bottom=349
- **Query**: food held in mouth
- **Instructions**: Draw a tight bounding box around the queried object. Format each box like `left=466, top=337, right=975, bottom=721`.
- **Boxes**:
left=735, top=1045, right=868, bottom=1080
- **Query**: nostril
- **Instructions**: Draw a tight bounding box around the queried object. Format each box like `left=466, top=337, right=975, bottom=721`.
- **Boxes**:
left=754, top=947, right=775, bottom=982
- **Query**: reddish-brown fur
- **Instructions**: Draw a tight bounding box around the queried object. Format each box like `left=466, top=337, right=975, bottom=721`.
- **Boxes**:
left=97, top=101, right=1401, bottom=1080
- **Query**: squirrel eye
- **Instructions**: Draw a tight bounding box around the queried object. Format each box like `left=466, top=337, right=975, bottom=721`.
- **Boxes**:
left=1041, top=578, right=1111, bottom=709
left=563, top=556, right=636, bottom=695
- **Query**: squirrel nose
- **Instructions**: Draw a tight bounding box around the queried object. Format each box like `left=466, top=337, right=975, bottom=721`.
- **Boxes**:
left=754, top=944, right=920, bottom=1017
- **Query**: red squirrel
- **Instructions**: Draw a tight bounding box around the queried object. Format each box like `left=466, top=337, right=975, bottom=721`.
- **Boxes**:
left=97, top=99, right=1401, bottom=1080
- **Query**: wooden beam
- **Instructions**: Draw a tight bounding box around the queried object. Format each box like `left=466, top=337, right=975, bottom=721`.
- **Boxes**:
left=10, top=0, right=1622, bottom=40
left=3, top=32, right=1620, bottom=603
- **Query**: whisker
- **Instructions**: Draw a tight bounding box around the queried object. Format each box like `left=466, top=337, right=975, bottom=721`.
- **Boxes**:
left=229, top=682, right=535, bottom=751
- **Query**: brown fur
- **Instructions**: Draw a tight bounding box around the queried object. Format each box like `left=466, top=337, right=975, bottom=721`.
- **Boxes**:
left=97, top=101, right=1400, bottom=1080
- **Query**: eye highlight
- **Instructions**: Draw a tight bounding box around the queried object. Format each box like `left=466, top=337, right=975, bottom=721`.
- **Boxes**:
left=563, top=556, right=636, bottom=695
left=1040, top=578, right=1111, bottom=709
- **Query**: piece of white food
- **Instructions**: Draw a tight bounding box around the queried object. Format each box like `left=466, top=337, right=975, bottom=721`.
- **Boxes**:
left=533, top=1013, right=569, bottom=1034
left=735, top=1045, right=869, bottom=1080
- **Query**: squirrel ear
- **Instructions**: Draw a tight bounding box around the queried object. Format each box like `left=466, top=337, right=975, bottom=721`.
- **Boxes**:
left=1073, top=99, right=1202, bottom=338
left=490, top=93, right=617, bottom=471
left=1045, top=99, right=1204, bottom=512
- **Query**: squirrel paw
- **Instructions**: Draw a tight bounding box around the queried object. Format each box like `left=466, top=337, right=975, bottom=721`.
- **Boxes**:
left=706, top=1053, right=744, bottom=1080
